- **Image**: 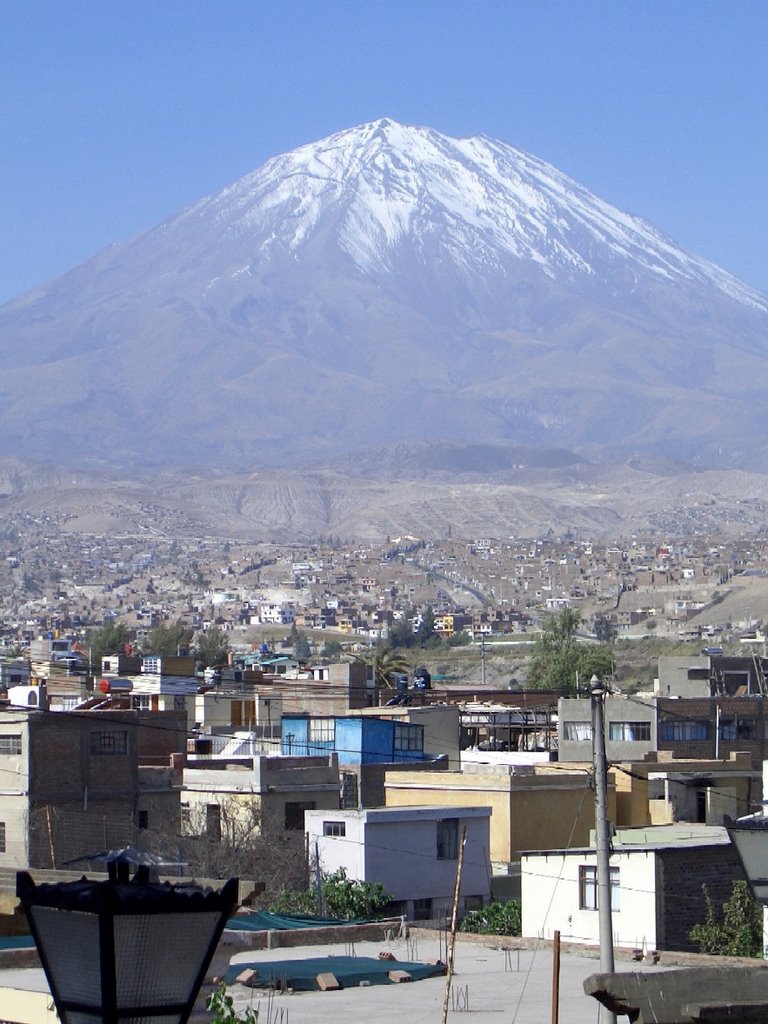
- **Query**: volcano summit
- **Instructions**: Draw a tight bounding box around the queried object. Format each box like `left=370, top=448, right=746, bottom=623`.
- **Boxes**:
left=2, top=119, right=767, bottom=473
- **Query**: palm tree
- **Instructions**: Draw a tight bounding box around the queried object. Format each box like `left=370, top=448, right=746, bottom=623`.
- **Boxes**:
left=356, top=645, right=411, bottom=689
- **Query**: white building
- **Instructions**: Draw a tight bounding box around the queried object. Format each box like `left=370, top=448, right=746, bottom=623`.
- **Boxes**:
left=521, top=824, right=742, bottom=953
left=258, top=603, right=296, bottom=625
left=305, top=804, right=491, bottom=921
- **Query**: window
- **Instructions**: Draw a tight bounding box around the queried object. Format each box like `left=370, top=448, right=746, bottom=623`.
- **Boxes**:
left=132, top=695, right=151, bottom=711
left=90, top=730, right=128, bottom=755
left=285, top=800, right=316, bottom=831
left=173, top=695, right=187, bottom=711
left=180, top=803, right=191, bottom=830
left=206, top=804, right=222, bottom=841
left=323, top=820, right=346, bottom=837
left=720, top=718, right=754, bottom=740
left=579, top=865, right=620, bottom=911
left=0, top=735, right=21, bottom=755
left=341, top=771, right=359, bottom=809
left=137, top=810, right=148, bottom=830
left=563, top=722, right=592, bottom=742
left=660, top=719, right=709, bottom=741
left=308, top=719, right=335, bottom=742
left=394, top=723, right=423, bottom=754
left=437, top=818, right=459, bottom=860
left=608, top=721, right=651, bottom=742
left=0, top=821, right=5, bottom=853
left=413, top=898, right=433, bottom=921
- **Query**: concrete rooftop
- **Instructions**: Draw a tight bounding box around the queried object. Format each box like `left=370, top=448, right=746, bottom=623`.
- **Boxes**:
left=224, top=934, right=670, bottom=1024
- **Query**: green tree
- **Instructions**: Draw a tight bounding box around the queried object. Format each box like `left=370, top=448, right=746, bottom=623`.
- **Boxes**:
left=322, top=639, right=344, bottom=657
left=415, top=606, right=436, bottom=645
left=356, top=644, right=411, bottom=689
left=593, top=614, right=618, bottom=645
left=145, top=619, right=194, bottom=656
left=292, top=628, right=311, bottom=660
left=447, top=630, right=471, bottom=647
left=195, top=626, right=229, bottom=668
left=689, top=880, right=763, bottom=958
left=526, top=608, right=613, bottom=694
left=389, top=617, right=415, bottom=649
left=87, top=621, right=132, bottom=669
left=460, top=899, right=521, bottom=936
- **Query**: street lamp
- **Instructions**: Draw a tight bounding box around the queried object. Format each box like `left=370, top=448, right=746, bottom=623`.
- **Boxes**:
left=726, top=813, right=768, bottom=905
left=17, top=862, right=238, bottom=1024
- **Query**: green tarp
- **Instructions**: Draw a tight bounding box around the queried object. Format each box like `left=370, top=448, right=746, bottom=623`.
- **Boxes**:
left=225, top=954, right=445, bottom=990
left=227, top=911, right=368, bottom=931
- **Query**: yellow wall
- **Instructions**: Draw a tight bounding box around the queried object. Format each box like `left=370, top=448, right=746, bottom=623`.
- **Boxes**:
left=613, top=767, right=651, bottom=827
left=384, top=767, right=612, bottom=863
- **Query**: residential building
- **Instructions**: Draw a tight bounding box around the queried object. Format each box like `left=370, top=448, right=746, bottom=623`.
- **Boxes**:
left=558, top=695, right=656, bottom=762
left=351, top=704, right=461, bottom=768
left=521, top=824, right=744, bottom=953
left=383, top=763, right=610, bottom=869
left=181, top=754, right=340, bottom=839
left=0, top=708, right=181, bottom=869
left=559, top=692, right=768, bottom=771
left=305, top=804, right=492, bottom=920
left=613, top=751, right=757, bottom=826
left=280, top=713, right=431, bottom=765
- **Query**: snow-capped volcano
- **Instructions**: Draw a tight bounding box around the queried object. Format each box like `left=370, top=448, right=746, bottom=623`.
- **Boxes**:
left=193, top=118, right=764, bottom=310
left=1, top=118, right=767, bottom=473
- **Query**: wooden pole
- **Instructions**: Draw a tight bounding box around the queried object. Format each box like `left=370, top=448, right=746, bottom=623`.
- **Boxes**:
left=45, top=805, right=56, bottom=869
left=551, top=929, right=561, bottom=1024
left=441, top=825, right=467, bottom=1024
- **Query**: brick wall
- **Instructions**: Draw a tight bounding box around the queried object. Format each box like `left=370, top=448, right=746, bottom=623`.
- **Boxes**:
left=656, top=843, right=745, bottom=952
left=657, top=696, right=765, bottom=769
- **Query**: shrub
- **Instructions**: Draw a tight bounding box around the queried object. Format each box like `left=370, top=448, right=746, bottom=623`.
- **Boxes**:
left=269, top=868, right=391, bottom=920
left=460, top=899, right=521, bottom=936
left=689, top=880, right=763, bottom=958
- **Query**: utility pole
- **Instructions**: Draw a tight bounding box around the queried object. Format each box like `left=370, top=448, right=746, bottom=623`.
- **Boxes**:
left=480, top=636, right=486, bottom=685
left=591, top=674, right=616, bottom=1024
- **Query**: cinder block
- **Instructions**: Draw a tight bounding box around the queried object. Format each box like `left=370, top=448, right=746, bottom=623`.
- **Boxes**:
left=236, top=969, right=259, bottom=986
left=317, top=972, right=340, bottom=991
left=388, top=970, right=413, bottom=983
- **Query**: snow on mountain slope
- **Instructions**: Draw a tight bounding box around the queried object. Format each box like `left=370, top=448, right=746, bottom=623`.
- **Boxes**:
left=182, top=118, right=765, bottom=312
left=1, top=118, right=768, bottom=473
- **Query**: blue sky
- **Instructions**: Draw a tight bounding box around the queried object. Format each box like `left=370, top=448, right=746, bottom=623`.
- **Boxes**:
left=2, top=0, right=766, bottom=304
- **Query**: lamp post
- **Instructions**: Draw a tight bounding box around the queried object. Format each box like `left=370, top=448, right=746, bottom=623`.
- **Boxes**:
left=590, top=673, right=616, bottom=1024
left=17, top=862, right=237, bottom=1024
left=727, top=814, right=768, bottom=905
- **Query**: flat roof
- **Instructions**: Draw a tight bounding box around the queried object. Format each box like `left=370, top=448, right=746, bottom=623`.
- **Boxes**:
left=305, top=805, right=492, bottom=822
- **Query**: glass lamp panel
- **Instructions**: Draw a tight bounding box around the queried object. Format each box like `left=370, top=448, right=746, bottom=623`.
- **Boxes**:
left=67, top=1014, right=104, bottom=1024
left=113, top=912, right=223, bottom=1006
left=730, top=827, right=768, bottom=902
left=30, top=906, right=102, bottom=1007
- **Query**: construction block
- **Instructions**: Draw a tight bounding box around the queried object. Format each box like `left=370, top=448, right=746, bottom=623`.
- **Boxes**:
left=388, top=970, right=413, bottom=983
left=317, top=972, right=341, bottom=991
left=236, top=969, right=259, bottom=986
left=378, top=951, right=396, bottom=960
